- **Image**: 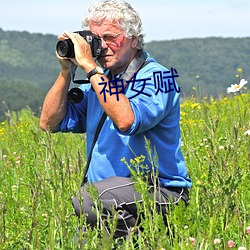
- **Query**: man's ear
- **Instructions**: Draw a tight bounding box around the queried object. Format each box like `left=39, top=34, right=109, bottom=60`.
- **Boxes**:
left=131, top=36, right=139, bottom=49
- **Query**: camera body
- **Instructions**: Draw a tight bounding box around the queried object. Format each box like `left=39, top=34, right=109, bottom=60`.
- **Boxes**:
left=56, top=30, right=102, bottom=58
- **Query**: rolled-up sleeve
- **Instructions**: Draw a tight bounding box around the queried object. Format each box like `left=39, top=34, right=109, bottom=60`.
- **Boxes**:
left=117, top=65, right=177, bottom=135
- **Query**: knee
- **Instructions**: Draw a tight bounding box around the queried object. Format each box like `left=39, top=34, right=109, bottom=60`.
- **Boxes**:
left=72, top=188, right=97, bottom=225
left=72, top=196, right=82, bottom=217
left=72, top=187, right=93, bottom=217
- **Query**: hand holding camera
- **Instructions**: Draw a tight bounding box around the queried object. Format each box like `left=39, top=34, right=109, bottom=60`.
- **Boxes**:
left=56, top=30, right=103, bottom=74
left=56, top=30, right=102, bottom=59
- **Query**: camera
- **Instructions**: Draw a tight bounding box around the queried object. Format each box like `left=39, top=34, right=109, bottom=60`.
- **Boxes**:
left=56, top=30, right=102, bottom=58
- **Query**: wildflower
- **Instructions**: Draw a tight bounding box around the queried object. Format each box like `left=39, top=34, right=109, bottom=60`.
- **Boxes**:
left=189, top=237, right=196, bottom=246
left=244, top=130, right=250, bottom=136
left=12, top=185, right=17, bottom=192
left=237, top=67, right=243, bottom=73
left=238, top=247, right=246, bottom=250
left=246, top=226, right=250, bottom=235
left=42, top=213, right=48, bottom=221
left=214, top=238, right=221, bottom=244
left=135, top=157, right=141, bottom=164
left=130, top=159, right=135, bottom=165
left=180, top=111, right=187, bottom=117
left=228, top=240, right=235, bottom=248
left=191, top=103, right=201, bottom=109
left=218, top=145, right=224, bottom=150
left=121, top=157, right=126, bottom=163
left=227, top=79, right=248, bottom=93
left=196, top=179, right=202, bottom=185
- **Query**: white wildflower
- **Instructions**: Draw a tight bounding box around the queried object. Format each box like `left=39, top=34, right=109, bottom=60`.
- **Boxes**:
left=238, top=247, right=246, bottom=250
left=244, top=130, right=250, bottom=136
left=214, top=238, right=221, bottom=244
left=227, top=79, right=248, bottom=93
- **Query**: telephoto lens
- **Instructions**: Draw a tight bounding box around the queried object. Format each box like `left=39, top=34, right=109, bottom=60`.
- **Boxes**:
left=68, top=88, right=84, bottom=103
left=56, top=39, right=75, bottom=58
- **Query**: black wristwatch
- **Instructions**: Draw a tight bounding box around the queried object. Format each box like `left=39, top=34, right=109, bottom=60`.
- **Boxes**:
left=87, top=66, right=104, bottom=80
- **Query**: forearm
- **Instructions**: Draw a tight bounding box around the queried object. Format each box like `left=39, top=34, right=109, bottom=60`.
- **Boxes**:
left=40, top=70, right=71, bottom=132
left=90, top=73, right=134, bottom=132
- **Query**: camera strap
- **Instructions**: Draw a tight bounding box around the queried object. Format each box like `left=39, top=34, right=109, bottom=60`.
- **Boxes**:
left=81, top=50, right=151, bottom=186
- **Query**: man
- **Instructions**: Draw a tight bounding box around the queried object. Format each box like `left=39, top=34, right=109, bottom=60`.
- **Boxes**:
left=40, top=0, right=192, bottom=242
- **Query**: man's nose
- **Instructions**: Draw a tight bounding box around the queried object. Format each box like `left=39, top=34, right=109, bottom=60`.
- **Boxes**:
left=101, top=38, right=108, bottom=49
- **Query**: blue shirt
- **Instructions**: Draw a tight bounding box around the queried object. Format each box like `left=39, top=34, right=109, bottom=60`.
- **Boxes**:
left=58, top=52, right=192, bottom=188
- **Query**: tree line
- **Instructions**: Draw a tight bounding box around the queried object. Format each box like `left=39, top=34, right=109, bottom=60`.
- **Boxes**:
left=0, top=28, right=249, bottom=120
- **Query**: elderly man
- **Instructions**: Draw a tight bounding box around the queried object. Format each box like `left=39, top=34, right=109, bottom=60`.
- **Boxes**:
left=40, top=0, right=192, bottom=241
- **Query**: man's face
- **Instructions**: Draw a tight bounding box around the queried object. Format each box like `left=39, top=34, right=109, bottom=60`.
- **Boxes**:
left=89, top=20, right=138, bottom=75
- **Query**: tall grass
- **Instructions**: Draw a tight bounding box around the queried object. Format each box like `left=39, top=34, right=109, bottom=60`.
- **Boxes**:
left=0, top=93, right=249, bottom=249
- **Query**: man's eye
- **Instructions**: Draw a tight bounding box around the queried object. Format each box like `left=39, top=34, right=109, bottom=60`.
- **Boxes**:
left=104, top=35, right=115, bottom=40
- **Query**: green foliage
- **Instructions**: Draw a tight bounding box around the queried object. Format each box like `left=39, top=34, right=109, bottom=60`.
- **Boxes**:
left=0, top=109, right=85, bottom=249
left=145, top=37, right=250, bottom=98
left=0, top=93, right=249, bottom=249
left=0, top=79, right=46, bottom=121
left=0, top=28, right=60, bottom=89
left=182, top=94, right=250, bottom=248
left=0, top=29, right=61, bottom=121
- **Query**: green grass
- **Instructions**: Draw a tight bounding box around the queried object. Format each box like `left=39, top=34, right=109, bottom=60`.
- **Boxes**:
left=0, top=93, right=249, bottom=249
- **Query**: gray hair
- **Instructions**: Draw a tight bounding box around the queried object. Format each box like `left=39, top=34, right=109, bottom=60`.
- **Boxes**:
left=82, top=0, right=145, bottom=49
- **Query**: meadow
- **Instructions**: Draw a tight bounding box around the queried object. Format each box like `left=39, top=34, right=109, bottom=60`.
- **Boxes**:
left=0, top=90, right=249, bottom=249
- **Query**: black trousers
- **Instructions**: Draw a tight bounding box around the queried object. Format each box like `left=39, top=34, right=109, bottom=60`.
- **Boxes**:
left=72, top=176, right=189, bottom=238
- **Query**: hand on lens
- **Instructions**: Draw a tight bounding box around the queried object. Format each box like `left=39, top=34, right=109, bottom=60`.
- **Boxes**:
left=56, top=32, right=79, bottom=70
left=63, top=31, right=95, bottom=71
